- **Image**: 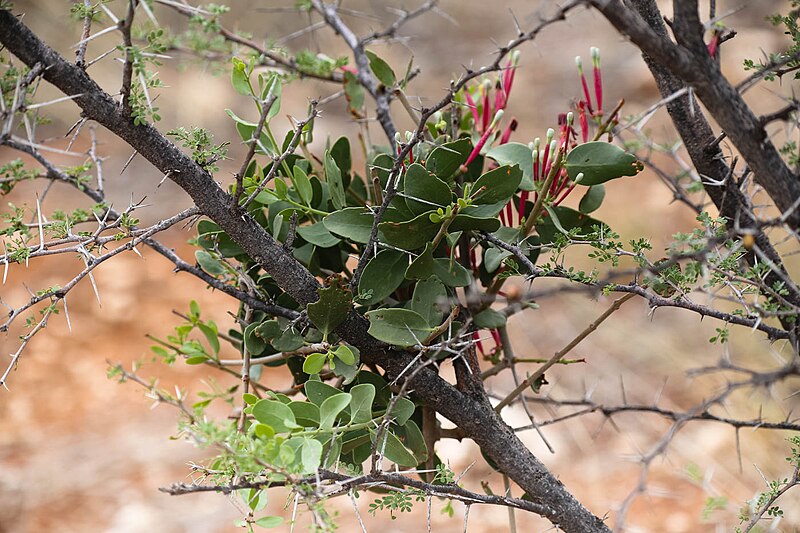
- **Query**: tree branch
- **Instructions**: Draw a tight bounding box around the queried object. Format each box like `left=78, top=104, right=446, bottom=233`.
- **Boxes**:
left=0, top=10, right=610, bottom=531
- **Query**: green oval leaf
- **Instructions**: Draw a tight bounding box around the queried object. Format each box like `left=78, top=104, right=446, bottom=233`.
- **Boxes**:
left=244, top=322, right=268, bottom=356
left=449, top=213, right=501, bottom=233
left=358, top=250, right=408, bottom=305
left=323, top=207, right=373, bottom=243
left=405, top=242, right=435, bottom=281
left=432, top=258, right=471, bottom=287
left=252, top=399, right=299, bottom=434
left=408, top=277, right=447, bottom=327
left=299, top=438, right=323, bottom=474
left=403, top=163, right=452, bottom=216
left=320, top=392, right=352, bottom=430
left=292, top=165, right=313, bottom=205
left=485, top=142, right=534, bottom=190
left=324, top=150, right=345, bottom=210
left=578, top=184, right=605, bottom=214
left=365, top=308, right=434, bottom=347
left=195, top=250, right=226, bottom=276
left=565, top=141, right=643, bottom=186
left=334, top=344, right=355, bottom=365
left=378, top=210, right=440, bottom=250
left=425, top=137, right=472, bottom=181
left=297, top=222, right=341, bottom=248
left=349, top=383, right=376, bottom=424
left=370, top=428, right=417, bottom=467
left=391, top=396, right=415, bottom=426
left=304, top=380, right=342, bottom=408
left=474, top=308, right=507, bottom=328
left=365, top=50, right=396, bottom=87
left=288, top=401, right=321, bottom=427
left=231, top=57, right=251, bottom=96
left=254, top=516, right=284, bottom=528
left=302, top=352, right=328, bottom=374
left=472, top=165, right=523, bottom=205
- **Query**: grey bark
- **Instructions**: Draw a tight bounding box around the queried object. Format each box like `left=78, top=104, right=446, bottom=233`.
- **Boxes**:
left=0, top=9, right=609, bottom=532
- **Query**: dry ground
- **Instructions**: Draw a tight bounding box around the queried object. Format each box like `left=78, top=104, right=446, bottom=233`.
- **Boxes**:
left=1, top=1, right=799, bottom=532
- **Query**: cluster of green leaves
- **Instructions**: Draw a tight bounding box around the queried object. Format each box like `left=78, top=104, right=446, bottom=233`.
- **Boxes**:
left=123, top=26, right=168, bottom=125
left=150, top=300, right=223, bottom=366
left=745, top=3, right=800, bottom=169
left=735, top=436, right=800, bottom=531
left=0, top=158, right=37, bottom=194
left=158, top=50, right=647, bottom=502
left=167, top=126, right=229, bottom=172
left=367, top=463, right=457, bottom=520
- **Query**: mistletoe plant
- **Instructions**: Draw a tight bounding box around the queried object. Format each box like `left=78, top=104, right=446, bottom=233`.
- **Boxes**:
left=134, top=39, right=643, bottom=527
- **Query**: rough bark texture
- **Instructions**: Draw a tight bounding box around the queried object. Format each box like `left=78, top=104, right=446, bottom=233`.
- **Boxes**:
left=0, top=9, right=609, bottom=532
left=592, top=0, right=800, bottom=230
left=621, top=0, right=800, bottom=340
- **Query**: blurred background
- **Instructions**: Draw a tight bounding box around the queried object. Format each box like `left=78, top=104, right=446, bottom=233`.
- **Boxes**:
left=1, top=1, right=798, bottom=531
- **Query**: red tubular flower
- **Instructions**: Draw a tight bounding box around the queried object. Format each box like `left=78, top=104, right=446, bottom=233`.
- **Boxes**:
left=495, top=80, right=506, bottom=111
left=500, top=118, right=518, bottom=145
left=518, top=190, right=529, bottom=224
left=505, top=201, right=513, bottom=227
left=591, top=47, right=603, bottom=114
left=490, top=328, right=502, bottom=353
left=578, top=101, right=588, bottom=143
left=554, top=181, right=577, bottom=205
left=465, top=110, right=504, bottom=166
left=707, top=30, right=720, bottom=58
left=502, top=51, right=519, bottom=106
left=473, top=331, right=485, bottom=356
left=481, top=80, right=492, bottom=133
left=576, top=56, right=594, bottom=114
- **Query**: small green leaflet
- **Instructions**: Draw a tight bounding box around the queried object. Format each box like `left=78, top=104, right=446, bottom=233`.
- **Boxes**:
left=324, top=150, right=345, bottom=210
left=365, top=50, right=396, bottom=87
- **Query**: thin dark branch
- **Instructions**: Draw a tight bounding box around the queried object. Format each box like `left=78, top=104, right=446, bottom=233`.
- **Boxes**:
left=233, top=94, right=277, bottom=206
left=119, top=0, right=137, bottom=116
left=75, top=0, right=92, bottom=69
left=160, top=469, right=555, bottom=519
left=363, top=0, right=438, bottom=44
left=311, top=0, right=397, bottom=145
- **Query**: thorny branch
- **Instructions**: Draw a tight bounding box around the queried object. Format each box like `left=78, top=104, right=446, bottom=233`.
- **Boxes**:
left=310, top=0, right=398, bottom=145
left=0, top=9, right=612, bottom=531
left=161, top=469, right=554, bottom=517
left=4, top=1, right=800, bottom=530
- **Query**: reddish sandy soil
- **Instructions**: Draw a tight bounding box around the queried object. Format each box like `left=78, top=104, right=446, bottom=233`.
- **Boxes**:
left=2, top=1, right=799, bottom=532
